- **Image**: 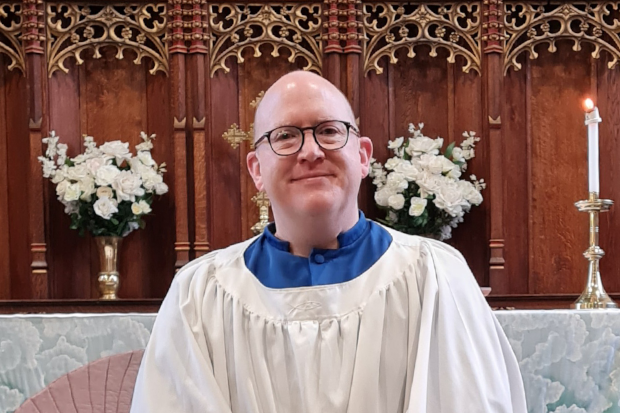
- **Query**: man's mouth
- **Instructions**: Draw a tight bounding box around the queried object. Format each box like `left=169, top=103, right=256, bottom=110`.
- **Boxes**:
left=291, top=173, right=333, bottom=182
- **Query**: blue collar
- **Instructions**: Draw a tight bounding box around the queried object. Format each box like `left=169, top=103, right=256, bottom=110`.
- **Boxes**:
left=244, top=211, right=393, bottom=289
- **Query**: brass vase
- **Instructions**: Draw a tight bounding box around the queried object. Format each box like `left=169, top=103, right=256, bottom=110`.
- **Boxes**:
left=95, top=236, right=122, bottom=300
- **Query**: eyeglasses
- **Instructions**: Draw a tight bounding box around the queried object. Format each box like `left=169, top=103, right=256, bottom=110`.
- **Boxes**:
left=254, top=120, right=360, bottom=156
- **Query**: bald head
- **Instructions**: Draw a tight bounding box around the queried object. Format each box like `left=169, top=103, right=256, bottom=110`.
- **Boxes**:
left=254, top=71, right=356, bottom=141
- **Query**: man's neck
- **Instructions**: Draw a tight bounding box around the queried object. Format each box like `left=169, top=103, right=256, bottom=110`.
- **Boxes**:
left=273, top=208, right=359, bottom=257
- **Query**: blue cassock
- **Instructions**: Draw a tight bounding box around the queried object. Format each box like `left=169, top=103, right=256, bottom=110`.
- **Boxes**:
left=244, top=211, right=393, bottom=289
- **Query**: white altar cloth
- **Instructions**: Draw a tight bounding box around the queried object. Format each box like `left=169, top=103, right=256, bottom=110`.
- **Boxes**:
left=1, top=310, right=619, bottom=413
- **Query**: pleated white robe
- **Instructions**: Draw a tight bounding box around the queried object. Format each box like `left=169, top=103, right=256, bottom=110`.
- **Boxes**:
left=131, top=227, right=527, bottom=413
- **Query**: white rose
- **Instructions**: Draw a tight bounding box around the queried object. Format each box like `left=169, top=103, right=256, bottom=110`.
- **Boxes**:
left=138, top=200, right=152, bottom=214
left=416, top=170, right=444, bottom=198
left=141, top=169, right=163, bottom=191
left=78, top=177, right=95, bottom=202
left=439, top=156, right=456, bottom=173
left=447, top=166, right=462, bottom=180
left=65, top=165, right=90, bottom=182
left=131, top=202, right=143, bottom=215
left=85, top=157, right=108, bottom=176
left=406, top=136, right=443, bottom=157
left=418, top=154, right=445, bottom=175
left=385, top=172, right=408, bottom=193
left=394, top=161, right=420, bottom=181
left=154, top=182, right=169, bottom=195
left=95, top=165, right=121, bottom=186
left=51, top=168, right=65, bottom=184
left=112, top=171, right=145, bottom=202
left=137, top=151, right=156, bottom=166
left=99, top=141, right=131, bottom=164
left=97, top=186, right=114, bottom=199
left=458, top=180, right=483, bottom=205
left=388, top=194, right=405, bottom=210
left=408, top=197, right=427, bottom=217
left=56, top=180, right=70, bottom=200
left=374, top=187, right=394, bottom=207
left=384, top=157, right=405, bottom=171
left=130, top=157, right=150, bottom=175
left=387, top=137, right=404, bottom=150
left=93, top=196, right=119, bottom=220
left=452, top=147, right=465, bottom=163
left=131, top=200, right=152, bottom=215
left=63, top=183, right=81, bottom=202
left=433, top=182, right=469, bottom=217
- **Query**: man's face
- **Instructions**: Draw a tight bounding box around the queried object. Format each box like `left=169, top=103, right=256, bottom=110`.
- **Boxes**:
left=247, top=77, right=372, bottom=220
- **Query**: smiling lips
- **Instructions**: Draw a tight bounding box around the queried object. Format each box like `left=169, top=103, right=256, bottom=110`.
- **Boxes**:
left=291, top=173, right=333, bottom=182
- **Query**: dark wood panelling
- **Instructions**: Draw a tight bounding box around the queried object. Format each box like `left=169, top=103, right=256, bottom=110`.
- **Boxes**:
left=5, top=62, right=30, bottom=299
left=47, top=58, right=89, bottom=299
left=528, top=44, right=591, bottom=294
left=502, top=57, right=530, bottom=294
left=449, top=56, right=487, bottom=286
left=209, top=62, right=241, bottom=249
left=145, top=71, right=175, bottom=298
left=359, top=59, right=390, bottom=218
left=0, top=58, right=11, bottom=299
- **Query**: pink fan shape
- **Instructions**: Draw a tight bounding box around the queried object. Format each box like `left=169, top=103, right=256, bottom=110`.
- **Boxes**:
left=16, top=350, right=144, bottom=413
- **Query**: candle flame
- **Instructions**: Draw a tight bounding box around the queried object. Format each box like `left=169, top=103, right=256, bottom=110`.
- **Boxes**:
left=584, top=98, right=594, bottom=111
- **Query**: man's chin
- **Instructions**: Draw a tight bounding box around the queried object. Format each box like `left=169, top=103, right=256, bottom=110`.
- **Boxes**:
left=289, top=193, right=340, bottom=216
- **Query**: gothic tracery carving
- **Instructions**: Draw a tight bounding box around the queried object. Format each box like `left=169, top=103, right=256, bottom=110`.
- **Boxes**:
left=362, top=2, right=482, bottom=75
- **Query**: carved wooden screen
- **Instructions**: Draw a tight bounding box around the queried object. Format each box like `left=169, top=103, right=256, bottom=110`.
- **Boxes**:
left=2, top=0, right=620, bottom=306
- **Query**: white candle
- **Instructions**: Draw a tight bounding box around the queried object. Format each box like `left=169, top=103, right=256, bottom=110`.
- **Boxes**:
left=584, top=99, right=601, bottom=194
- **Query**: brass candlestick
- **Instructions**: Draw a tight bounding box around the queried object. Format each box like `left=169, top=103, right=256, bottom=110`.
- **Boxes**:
left=572, top=192, right=616, bottom=309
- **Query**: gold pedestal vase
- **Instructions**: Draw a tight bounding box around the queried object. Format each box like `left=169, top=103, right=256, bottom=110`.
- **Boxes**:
left=95, top=236, right=122, bottom=300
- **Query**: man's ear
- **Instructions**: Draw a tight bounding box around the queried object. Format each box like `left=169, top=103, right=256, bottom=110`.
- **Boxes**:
left=247, top=151, right=265, bottom=191
left=358, top=136, right=373, bottom=178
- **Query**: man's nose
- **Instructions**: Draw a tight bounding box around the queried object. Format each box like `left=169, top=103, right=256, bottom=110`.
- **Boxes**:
left=297, top=130, right=325, bottom=162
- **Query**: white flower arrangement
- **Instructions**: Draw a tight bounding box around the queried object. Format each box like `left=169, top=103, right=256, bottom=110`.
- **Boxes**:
left=38, top=132, right=168, bottom=237
left=369, top=123, right=486, bottom=241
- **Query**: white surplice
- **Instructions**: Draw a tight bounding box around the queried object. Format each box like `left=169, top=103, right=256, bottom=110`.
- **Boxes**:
left=131, top=226, right=527, bottom=413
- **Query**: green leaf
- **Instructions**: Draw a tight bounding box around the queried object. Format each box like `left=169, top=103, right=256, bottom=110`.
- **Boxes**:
left=110, top=218, right=119, bottom=225
left=444, top=141, right=456, bottom=160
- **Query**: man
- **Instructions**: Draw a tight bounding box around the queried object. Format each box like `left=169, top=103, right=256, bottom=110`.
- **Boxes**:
left=131, top=71, right=527, bottom=413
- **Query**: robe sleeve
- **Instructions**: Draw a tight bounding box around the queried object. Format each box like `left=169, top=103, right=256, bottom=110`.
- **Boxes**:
left=130, top=254, right=232, bottom=413
left=406, top=240, right=527, bottom=413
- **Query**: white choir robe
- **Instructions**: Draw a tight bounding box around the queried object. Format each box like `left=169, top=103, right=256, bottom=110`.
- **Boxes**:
left=131, top=226, right=527, bottom=413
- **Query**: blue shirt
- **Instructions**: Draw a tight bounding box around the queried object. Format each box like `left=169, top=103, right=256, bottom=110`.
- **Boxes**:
left=244, top=211, right=393, bottom=288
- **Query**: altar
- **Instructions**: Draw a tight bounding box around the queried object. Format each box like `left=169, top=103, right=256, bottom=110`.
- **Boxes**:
left=1, top=310, right=619, bottom=413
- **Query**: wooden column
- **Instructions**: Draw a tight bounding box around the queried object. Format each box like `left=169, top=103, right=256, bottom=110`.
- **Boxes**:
left=169, top=0, right=191, bottom=270
left=322, top=0, right=341, bottom=88
left=23, top=0, right=47, bottom=297
left=482, top=0, right=506, bottom=291
left=188, top=0, right=210, bottom=258
left=343, top=0, right=362, bottom=118
left=321, top=0, right=363, bottom=114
